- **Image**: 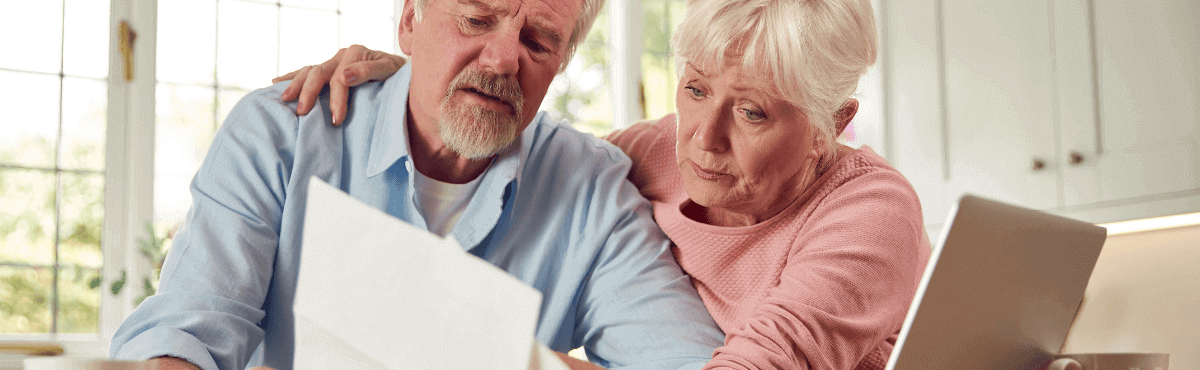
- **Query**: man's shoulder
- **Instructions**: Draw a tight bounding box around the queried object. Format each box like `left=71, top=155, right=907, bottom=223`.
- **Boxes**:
left=524, top=113, right=632, bottom=169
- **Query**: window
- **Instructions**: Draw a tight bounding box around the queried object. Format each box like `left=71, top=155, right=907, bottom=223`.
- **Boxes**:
left=640, top=0, right=686, bottom=122
left=540, top=7, right=612, bottom=136
left=1, top=0, right=395, bottom=350
left=1, top=0, right=110, bottom=336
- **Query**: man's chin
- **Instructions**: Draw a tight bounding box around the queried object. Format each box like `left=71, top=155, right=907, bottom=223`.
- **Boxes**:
left=437, top=121, right=519, bottom=159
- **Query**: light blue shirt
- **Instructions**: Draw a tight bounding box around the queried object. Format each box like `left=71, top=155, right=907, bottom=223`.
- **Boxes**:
left=109, top=65, right=724, bottom=370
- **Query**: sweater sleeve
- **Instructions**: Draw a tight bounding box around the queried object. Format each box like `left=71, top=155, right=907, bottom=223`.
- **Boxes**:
left=604, top=116, right=672, bottom=192
left=703, top=169, right=929, bottom=370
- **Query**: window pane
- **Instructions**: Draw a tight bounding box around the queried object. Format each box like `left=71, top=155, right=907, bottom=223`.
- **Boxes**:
left=0, top=2, right=64, bottom=74
left=339, top=0, right=393, bottom=16
left=218, top=88, right=250, bottom=127
left=158, top=0, right=217, bottom=85
left=154, top=174, right=193, bottom=226
left=280, top=7, right=339, bottom=76
left=281, top=0, right=336, bottom=11
left=156, top=83, right=216, bottom=177
left=56, top=266, right=100, bottom=334
left=540, top=8, right=611, bottom=136
left=60, top=78, right=107, bottom=171
left=0, top=266, right=53, bottom=334
left=339, top=13, right=395, bottom=52
left=0, top=71, right=60, bottom=169
left=0, top=170, right=57, bottom=266
left=641, top=0, right=686, bottom=121
left=62, top=0, right=110, bottom=79
left=59, top=173, right=104, bottom=269
left=217, top=0, right=278, bottom=90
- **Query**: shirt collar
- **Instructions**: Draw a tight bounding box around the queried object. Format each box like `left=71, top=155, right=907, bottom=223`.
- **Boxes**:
left=366, top=63, right=417, bottom=178
left=365, top=63, right=533, bottom=192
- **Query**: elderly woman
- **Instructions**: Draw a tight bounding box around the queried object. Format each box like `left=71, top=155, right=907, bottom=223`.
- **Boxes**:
left=280, top=0, right=929, bottom=369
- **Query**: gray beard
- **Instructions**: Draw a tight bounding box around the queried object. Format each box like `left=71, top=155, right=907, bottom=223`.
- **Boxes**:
left=436, top=96, right=521, bottom=159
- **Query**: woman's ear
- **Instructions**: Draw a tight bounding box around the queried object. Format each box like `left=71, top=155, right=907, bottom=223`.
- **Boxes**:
left=834, top=99, right=859, bottom=137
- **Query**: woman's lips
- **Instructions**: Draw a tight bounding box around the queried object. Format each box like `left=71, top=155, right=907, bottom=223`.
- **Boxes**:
left=690, top=161, right=728, bottom=181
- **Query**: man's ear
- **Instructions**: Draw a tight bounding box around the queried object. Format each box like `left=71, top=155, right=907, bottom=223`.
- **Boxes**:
left=834, top=99, right=859, bottom=137
left=397, top=0, right=418, bottom=55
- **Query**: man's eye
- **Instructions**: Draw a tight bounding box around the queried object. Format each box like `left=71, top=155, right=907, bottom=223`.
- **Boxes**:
left=685, top=86, right=705, bottom=98
left=524, top=39, right=547, bottom=53
left=466, top=17, right=487, bottom=27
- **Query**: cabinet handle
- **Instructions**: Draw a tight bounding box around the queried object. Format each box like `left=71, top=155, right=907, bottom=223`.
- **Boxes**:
left=1069, top=152, right=1085, bottom=165
left=1032, top=158, right=1046, bottom=171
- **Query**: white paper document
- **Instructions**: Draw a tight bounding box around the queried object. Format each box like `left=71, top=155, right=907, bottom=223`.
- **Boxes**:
left=295, top=178, right=565, bottom=369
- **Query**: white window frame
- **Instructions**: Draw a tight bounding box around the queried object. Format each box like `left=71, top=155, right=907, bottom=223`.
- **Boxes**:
left=608, top=0, right=642, bottom=129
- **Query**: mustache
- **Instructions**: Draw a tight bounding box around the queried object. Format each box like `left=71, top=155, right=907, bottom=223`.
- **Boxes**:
left=445, top=68, right=525, bottom=115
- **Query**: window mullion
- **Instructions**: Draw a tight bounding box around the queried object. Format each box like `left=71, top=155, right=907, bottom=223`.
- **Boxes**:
left=607, top=0, right=643, bottom=130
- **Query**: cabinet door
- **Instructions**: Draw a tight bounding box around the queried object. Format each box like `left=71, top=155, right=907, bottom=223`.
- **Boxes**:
left=943, top=0, right=1062, bottom=210
left=1077, top=1, right=1200, bottom=204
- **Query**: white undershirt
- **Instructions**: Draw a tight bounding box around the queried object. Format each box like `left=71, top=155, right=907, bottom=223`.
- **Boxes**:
left=412, top=168, right=484, bottom=238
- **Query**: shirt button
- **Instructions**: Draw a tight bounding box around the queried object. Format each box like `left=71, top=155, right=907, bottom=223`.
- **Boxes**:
left=404, top=160, right=413, bottom=172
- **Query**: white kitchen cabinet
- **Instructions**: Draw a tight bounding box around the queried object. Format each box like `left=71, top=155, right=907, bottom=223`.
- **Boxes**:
left=942, top=0, right=1062, bottom=211
left=1079, top=1, right=1200, bottom=205
left=884, top=0, right=1200, bottom=227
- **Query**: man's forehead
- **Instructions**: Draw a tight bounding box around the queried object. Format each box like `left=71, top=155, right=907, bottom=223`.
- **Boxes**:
left=455, top=0, right=578, bottom=21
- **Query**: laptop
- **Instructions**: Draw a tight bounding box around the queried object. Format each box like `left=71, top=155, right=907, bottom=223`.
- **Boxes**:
left=886, top=195, right=1108, bottom=370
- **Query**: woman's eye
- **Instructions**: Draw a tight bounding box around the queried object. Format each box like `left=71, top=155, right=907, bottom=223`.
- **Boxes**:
left=685, top=86, right=705, bottom=98
left=740, top=108, right=765, bottom=122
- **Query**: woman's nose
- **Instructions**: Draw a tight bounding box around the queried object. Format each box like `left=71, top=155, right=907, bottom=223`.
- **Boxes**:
left=691, top=110, right=729, bottom=153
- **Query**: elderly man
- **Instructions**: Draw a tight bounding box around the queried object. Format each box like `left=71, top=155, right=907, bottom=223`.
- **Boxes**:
left=107, top=0, right=725, bottom=369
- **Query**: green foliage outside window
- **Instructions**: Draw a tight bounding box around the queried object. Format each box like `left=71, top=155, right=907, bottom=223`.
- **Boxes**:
left=641, top=0, right=688, bottom=122
left=544, top=8, right=612, bottom=136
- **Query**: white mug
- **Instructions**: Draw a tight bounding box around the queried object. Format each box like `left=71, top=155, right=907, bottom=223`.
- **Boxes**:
left=1046, top=353, right=1168, bottom=370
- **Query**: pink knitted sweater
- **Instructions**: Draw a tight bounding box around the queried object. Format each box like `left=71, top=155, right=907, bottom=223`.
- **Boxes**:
left=605, top=115, right=931, bottom=370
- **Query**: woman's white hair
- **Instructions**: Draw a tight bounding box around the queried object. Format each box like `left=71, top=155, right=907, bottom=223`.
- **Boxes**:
left=409, top=0, right=605, bottom=73
left=674, top=0, right=878, bottom=164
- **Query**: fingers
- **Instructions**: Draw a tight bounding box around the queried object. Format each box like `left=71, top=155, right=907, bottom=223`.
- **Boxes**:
left=350, top=55, right=407, bottom=85
left=279, top=66, right=309, bottom=103
left=296, top=63, right=335, bottom=116
left=276, top=45, right=403, bottom=124
left=329, top=45, right=372, bottom=125
left=272, top=69, right=300, bottom=84
left=329, top=67, right=350, bottom=126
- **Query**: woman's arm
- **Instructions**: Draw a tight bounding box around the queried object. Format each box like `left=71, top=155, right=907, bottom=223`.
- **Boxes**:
left=705, top=172, right=929, bottom=370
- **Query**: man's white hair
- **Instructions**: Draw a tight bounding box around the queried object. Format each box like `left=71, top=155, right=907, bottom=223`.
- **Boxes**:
left=673, top=0, right=878, bottom=165
left=409, top=0, right=605, bottom=73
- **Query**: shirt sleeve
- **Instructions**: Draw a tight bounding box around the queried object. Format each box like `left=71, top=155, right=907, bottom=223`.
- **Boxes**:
left=570, top=139, right=725, bottom=370
left=703, top=170, right=929, bottom=370
left=108, top=87, right=301, bottom=370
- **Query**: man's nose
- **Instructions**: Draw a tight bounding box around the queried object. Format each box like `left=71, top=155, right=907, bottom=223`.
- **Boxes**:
left=478, top=28, right=521, bottom=76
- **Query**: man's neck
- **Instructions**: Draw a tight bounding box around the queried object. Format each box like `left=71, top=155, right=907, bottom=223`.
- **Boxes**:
left=405, top=110, right=493, bottom=184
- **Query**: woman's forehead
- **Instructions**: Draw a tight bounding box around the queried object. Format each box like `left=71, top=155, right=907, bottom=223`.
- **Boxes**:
left=686, top=61, right=778, bottom=96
